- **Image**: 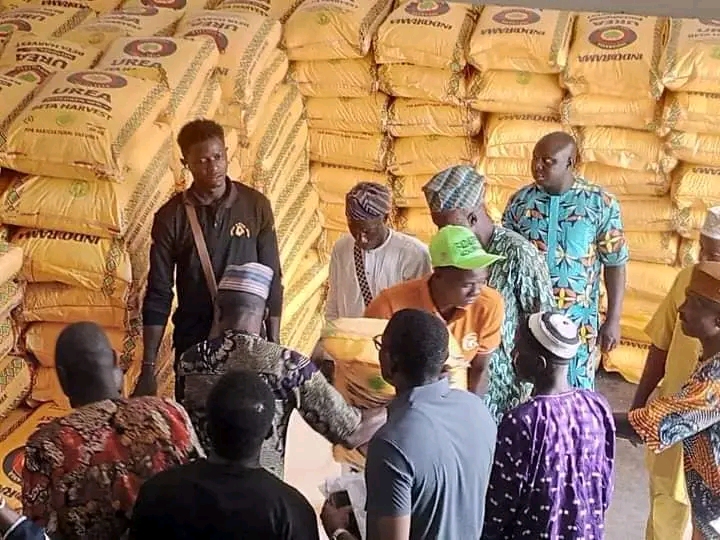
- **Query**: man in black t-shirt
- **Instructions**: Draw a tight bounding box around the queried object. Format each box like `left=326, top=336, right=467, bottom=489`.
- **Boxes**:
left=129, top=369, right=319, bottom=540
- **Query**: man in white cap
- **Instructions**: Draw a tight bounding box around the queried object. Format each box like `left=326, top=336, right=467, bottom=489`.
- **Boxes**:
left=483, top=311, right=615, bottom=539
left=629, top=207, right=720, bottom=540
left=179, top=262, right=386, bottom=479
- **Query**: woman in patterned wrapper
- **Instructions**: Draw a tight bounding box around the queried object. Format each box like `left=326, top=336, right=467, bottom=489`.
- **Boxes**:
left=482, top=311, right=616, bottom=540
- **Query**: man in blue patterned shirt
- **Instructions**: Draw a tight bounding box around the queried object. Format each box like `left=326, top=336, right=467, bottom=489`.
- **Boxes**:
left=423, top=165, right=555, bottom=421
left=502, top=132, right=629, bottom=390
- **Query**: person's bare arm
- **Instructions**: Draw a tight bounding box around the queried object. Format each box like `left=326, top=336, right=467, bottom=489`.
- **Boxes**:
left=599, top=265, right=626, bottom=352
left=468, top=353, right=490, bottom=396
left=366, top=438, right=412, bottom=540
left=630, top=346, right=668, bottom=411
left=370, top=517, right=411, bottom=540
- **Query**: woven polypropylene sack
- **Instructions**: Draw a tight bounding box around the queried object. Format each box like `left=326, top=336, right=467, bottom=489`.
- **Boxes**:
left=280, top=209, right=322, bottom=282
left=374, top=1, right=474, bottom=71
left=0, top=75, right=42, bottom=145
left=0, top=70, right=169, bottom=182
left=20, top=282, right=126, bottom=327
left=666, top=131, right=720, bottom=168
left=175, top=10, right=281, bottom=107
left=25, top=321, right=125, bottom=367
left=305, top=94, right=388, bottom=134
left=378, top=63, right=465, bottom=105
left=672, top=162, right=720, bottom=211
left=283, top=0, right=393, bottom=61
left=603, top=340, right=648, bottom=384
left=122, top=0, right=217, bottom=11
left=577, top=126, right=677, bottom=174
left=394, top=206, right=433, bottom=240
left=95, top=36, right=218, bottom=128
left=484, top=113, right=563, bottom=160
left=578, top=162, right=670, bottom=197
left=283, top=249, right=328, bottom=322
left=626, top=260, right=679, bottom=305
left=0, top=33, right=102, bottom=84
left=215, top=0, right=302, bottom=22
left=625, top=231, right=679, bottom=265
left=477, top=158, right=532, bottom=192
left=0, top=403, right=68, bottom=511
left=469, top=7, right=573, bottom=74
left=562, top=13, right=666, bottom=99
left=267, top=151, right=308, bottom=224
left=28, top=366, right=70, bottom=409
left=674, top=205, right=708, bottom=240
left=0, top=5, right=92, bottom=41
left=660, top=92, right=720, bottom=136
left=63, top=6, right=183, bottom=51
left=310, top=162, right=390, bottom=205
left=678, top=237, right=699, bottom=267
left=619, top=196, right=676, bottom=232
left=0, top=355, right=31, bottom=424
left=319, top=200, right=345, bottom=232
left=0, top=123, right=172, bottom=238
left=0, top=244, right=23, bottom=287
left=467, top=70, right=562, bottom=115
left=387, top=99, right=482, bottom=138
left=561, top=94, right=661, bottom=132
left=0, top=280, right=23, bottom=320
left=661, top=18, right=720, bottom=93
left=32, top=0, right=122, bottom=14
left=12, top=229, right=132, bottom=299
left=310, top=130, right=390, bottom=173
left=387, top=135, right=479, bottom=176
left=391, top=174, right=433, bottom=208
left=288, top=57, right=377, bottom=98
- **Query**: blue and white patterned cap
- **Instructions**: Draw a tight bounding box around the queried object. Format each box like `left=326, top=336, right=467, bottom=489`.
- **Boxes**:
left=218, top=263, right=274, bottom=301
left=422, top=165, right=486, bottom=213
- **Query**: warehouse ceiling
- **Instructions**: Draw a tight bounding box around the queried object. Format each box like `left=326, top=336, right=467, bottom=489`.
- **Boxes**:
left=453, top=0, right=720, bottom=19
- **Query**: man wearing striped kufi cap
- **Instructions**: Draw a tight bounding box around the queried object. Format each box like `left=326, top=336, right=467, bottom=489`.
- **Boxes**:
left=180, top=262, right=386, bottom=479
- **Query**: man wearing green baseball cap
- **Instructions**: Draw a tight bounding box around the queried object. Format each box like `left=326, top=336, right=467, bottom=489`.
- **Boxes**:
left=366, top=225, right=506, bottom=396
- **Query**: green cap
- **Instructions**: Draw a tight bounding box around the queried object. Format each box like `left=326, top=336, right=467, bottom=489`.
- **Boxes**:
left=429, top=225, right=505, bottom=270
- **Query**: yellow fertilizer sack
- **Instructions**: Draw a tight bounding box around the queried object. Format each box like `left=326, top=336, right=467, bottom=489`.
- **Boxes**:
left=283, top=250, right=328, bottom=322
left=310, top=162, right=389, bottom=204
left=0, top=5, right=93, bottom=41
left=619, top=196, right=676, bottom=232
left=674, top=206, right=709, bottom=240
left=468, top=6, right=574, bottom=74
left=283, top=0, right=393, bottom=61
left=477, top=158, right=532, bottom=191
left=672, top=162, right=720, bottom=211
left=13, top=229, right=132, bottom=299
left=321, top=317, right=468, bottom=408
left=63, top=6, right=182, bottom=51
left=0, top=403, right=69, bottom=510
left=0, top=33, right=102, bottom=84
left=0, top=280, right=24, bottom=320
left=0, top=74, right=42, bottom=143
left=484, top=113, right=563, bottom=160
left=215, top=0, right=302, bottom=22
left=320, top=201, right=347, bottom=232
left=561, top=94, right=660, bottom=132
left=562, top=13, right=666, bottom=99
left=626, top=260, right=679, bottom=305
left=391, top=174, right=432, bottom=208
left=660, top=92, right=720, bottom=136
left=577, top=126, right=676, bottom=174
left=661, top=18, right=720, bottom=93
left=678, top=237, right=699, bottom=267
left=29, top=0, right=122, bottom=14
left=625, top=231, right=679, bottom=265
left=0, top=406, right=32, bottom=443
left=374, top=1, right=474, bottom=71
left=122, top=0, right=217, bottom=12
left=21, top=283, right=126, bottom=328
left=485, top=185, right=516, bottom=223
left=578, top=162, right=670, bottom=197
left=0, top=122, right=171, bottom=238
left=467, top=70, right=562, bottom=116
left=603, top=340, right=648, bottom=384
left=0, top=70, right=169, bottom=182
left=387, top=135, right=479, bottom=177
left=378, top=63, right=465, bottom=105
left=394, top=206, right=434, bottom=238
left=0, top=355, right=30, bottom=423
left=310, top=129, right=390, bottom=172
left=29, top=366, right=71, bottom=409
left=175, top=10, right=281, bottom=106
left=0, top=244, right=23, bottom=287
left=25, top=321, right=125, bottom=367
left=288, top=56, right=377, bottom=98
left=387, top=99, right=482, bottom=138
left=280, top=211, right=322, bottom=281
left=95, top=36, right=218, bottom=128
left=667, top=131, right=720, bottom=168
left=305, top=94, right=389, bottom=134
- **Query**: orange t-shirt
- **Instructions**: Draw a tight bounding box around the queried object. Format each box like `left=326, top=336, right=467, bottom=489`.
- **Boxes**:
left=364, top=276, right=504, bottom=361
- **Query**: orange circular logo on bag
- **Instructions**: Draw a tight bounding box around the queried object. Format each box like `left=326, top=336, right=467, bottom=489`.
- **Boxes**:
left=588, top=25, right=637, bottom=50
left=2, top=448, right=24, bottom=484
left=67, top=71, right=128, bottom=89
left=0, top=20, right=31, bottom=39
left=404, top=0, right=450, bottom=17
left=124, top=38, right=177, bottom=58
left=492, top=8, right=540, bottom=26
left=184, top=29, right=228, bottom=53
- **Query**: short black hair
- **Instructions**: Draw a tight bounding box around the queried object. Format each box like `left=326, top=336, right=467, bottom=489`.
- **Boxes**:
left=55, top=322, right=115, bottom=396
left=384, top=309, right=449, bottom=384
left=177, top=119, right=225, bottom=156
left=206, top=370, right=275, bottom=461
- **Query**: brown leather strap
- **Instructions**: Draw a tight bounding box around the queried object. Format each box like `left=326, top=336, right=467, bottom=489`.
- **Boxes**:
left=183, top=194, right=217, bottom=301
left=353, top=243, right=373, bottom=307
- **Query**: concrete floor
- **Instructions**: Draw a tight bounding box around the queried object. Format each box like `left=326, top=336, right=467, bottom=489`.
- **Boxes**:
left=284, top=370, right=652, bottom=539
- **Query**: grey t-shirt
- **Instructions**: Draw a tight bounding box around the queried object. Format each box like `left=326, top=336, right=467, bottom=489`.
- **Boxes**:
left=365, top=379, right=497, bottom=539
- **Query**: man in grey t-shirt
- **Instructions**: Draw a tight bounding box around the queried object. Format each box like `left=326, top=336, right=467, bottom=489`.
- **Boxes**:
left=321, top=309, right=497, bottom=540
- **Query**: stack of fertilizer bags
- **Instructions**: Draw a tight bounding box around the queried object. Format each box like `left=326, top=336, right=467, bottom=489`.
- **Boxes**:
left=561, top=12, right=680, bottom=382
left=283, top=0, right=393, bottom=256
left=468, top=6, right=574, bottom=223
left=374, top=0, right=480, bottom=243
left=658, top=19, right=720, bottom=269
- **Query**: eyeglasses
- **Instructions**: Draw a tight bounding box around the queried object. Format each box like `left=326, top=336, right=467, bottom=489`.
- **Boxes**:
left=373, top=335, right=383, bottom=351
